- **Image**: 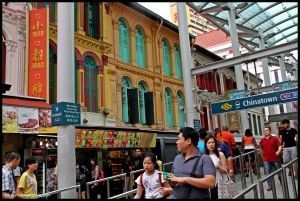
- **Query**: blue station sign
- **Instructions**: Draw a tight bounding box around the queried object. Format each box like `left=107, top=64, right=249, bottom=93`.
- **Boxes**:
left=212, top=88, right=298, bottom=115
left=51, top=102, right=81, bottom=126
left=193, top=119, right=201, bottom=131
left=228, top=90, right=246, bottom=100
left=272, top=81, right=292, bottom=91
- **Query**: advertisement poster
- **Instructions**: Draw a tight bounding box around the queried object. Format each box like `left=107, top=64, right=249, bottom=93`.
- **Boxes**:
left=75, top=129, right=156, bottom=148
left=227, top=111, right=241, bottom=131
left=2, top=106, right=19, bottom=133
left=18, top=107, right=39, bottom=133
left=39, top=109, right=57, bottom=133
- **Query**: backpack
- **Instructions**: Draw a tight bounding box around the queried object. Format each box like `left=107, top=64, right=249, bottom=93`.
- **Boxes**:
left=139, top=171, right=162, bottom=190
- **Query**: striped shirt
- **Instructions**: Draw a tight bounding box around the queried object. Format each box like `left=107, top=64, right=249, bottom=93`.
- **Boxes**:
left=2, top=165, right=16, bottom=195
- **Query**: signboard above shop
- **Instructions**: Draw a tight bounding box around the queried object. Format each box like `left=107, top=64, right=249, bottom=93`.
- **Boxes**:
left=272, top=81, right=292, bottom=91
left=228, top=90, right=246, bottom=100
left=193, top=119, right=201, bottom=131
left=51, top=102, right=80, bottom=126
left=212, top=88, right=298, bottom=115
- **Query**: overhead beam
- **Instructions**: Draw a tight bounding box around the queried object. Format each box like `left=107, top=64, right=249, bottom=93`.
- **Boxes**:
left=191, top=41, right=297, bottom=75
left=203, top=13, right=258, bottom=35
left=199, top=6, right=223, bottom=14
left=267, top=31, right=298, bottom=47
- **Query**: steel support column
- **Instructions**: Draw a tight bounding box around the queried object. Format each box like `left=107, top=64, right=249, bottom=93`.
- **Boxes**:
left=227, top=3, right=248, bottom=132
left=57, top=3, right=76, bottom=198
left=177, top=3, right=197, bottom=127
left=258, top=30, right=277, bottom=133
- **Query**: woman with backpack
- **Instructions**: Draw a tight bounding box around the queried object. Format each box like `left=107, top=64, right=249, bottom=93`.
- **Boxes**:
left=133, top=152, right=171, bottom=199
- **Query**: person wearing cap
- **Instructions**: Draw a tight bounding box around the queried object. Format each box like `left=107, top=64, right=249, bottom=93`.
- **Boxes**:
left=17, top=157, right=38, bottom=199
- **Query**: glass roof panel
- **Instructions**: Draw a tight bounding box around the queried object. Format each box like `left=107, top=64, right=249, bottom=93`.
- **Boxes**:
left=190, top=2, right=298, bottom=52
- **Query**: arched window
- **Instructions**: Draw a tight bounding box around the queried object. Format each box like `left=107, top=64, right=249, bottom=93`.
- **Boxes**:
left=84, top=3, right=99, bottom=39
left=162, top=39, right=171, bottom=76
left=49, top=47, right=57, bottom=104
left=119, top=18, right=130, bottom=63
left=135, top=26, right=145, bottom=68
left=165, top=88, right=173, bottom=128
left=138, top=82, right=147, bottom=124
left=174, top=45, right=183, bottom=80
left=2, top=34, right=6, bottom=83
left=84, top=56, right=98, bottom=112
left=121, top=77, right=132, bottom=122
left=177, top=92, right=185, bottom=128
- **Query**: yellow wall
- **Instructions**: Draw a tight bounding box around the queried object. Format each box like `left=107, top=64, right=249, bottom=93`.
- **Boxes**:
left=43, top=2, right=185, bottom=131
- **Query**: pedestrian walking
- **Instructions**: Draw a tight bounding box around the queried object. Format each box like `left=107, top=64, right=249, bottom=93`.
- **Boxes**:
left=76, top=162, right=90, bottom=199
left=133, top=148, right=144, bottom=188
left=122, top=155, right=133, bottom=191
left=17, top=157, right=38, bottom=199
left=134, top=152, right=171, bottom=199
left=260, top=126, right=282, bottom=191
left=167, top=127, right=216, bottom=199
left=241, top=129, right=258, bottom=176
left=89, top=158, right=101, bottom=199
left=2, top=151, right=21, bottom=199
left=204, top=135, right=228, bottom=199
left=197, top=128, right=207, bottom=153
left=279, top=119, right=298, bottom=177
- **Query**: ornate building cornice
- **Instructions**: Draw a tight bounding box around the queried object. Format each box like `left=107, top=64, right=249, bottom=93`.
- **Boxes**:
left=220, top=68, right=236, bottom=81
left=49, top=24, right=112, bottom=55
left=198, top=91, right=223, bottom=103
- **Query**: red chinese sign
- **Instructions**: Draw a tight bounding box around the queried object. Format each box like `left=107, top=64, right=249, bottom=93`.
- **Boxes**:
left=28, top=8, right=48, bottom=98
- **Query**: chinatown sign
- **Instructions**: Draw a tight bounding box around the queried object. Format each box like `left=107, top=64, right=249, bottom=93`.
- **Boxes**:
left=27, top=8, right=49, bottom=98
left=212, top=88, right=298, bottom=115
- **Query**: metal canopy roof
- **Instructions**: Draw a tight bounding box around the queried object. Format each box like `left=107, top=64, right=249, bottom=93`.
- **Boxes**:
left=188, top=2, right=298, bottom=55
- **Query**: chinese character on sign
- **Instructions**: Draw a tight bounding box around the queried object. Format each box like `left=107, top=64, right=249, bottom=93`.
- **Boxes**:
left=32, top=82, right=42, bottom=97
left=32, top=21, right=43, bottom=31
left=33, top=49, right=43, bottom=62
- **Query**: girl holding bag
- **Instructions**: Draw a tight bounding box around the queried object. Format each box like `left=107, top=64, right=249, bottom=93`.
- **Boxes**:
left=204, top=135, right=228, bottom=199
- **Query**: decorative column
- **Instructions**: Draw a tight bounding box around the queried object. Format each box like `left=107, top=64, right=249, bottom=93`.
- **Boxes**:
left=77, top=59, right=85, bottom=107
left=112, top=19, right=120, bottom=60
left=5, top=40, right=18, bottom=95
left=97, top=65, right=104, bottom=111
left=170, top=46, right=176, bottom=78
left=154, top=81, right=163, bottom=129
left=173, top=94, right=180, bottom=129
left=145, top=35, right=153, bottom=70
left=130, top=28, right=137, bottom=66
left=77, top=2, right=85, bottom=35
left=17, top=25, right=26, bottom=95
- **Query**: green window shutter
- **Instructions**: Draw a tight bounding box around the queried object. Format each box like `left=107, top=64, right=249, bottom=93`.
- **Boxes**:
left=177, top=94, right=185, bottom=128
left=145, top=92, right=154, bottom=125
left=87, top=3, right=98, bottom=39
left=84, top=56, right=98, bottom=112
left=163, top=40, right=170, bottom=76
left=138, top=83, right=146, bottom=124
left=121, top=78, right=130, bottom=122
left=165, top=90, right=173, bottom=127
left=128, top=88, right=139, bottom=124
left=175, top=46, right=183, bottom=80
left=119, top=19, right=129, bottom=63
left=136, top=28, right=145, bottom=68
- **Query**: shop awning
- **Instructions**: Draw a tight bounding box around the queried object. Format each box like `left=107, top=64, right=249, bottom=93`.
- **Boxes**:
left=2, top=97, right=51, bottom=109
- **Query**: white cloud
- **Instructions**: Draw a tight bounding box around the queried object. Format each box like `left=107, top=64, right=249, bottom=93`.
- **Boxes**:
left=137, top=2, right=171, bottom=21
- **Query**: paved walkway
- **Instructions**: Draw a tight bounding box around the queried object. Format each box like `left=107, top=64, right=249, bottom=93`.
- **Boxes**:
left=233, top=167, right=298, bottom=199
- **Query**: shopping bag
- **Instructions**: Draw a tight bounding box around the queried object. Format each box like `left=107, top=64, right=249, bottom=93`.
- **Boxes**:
left=217, top=171, right=238, bottom=199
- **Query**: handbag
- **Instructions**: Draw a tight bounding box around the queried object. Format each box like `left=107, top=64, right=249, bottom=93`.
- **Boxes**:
left=217, top=171, right=237, bottom=199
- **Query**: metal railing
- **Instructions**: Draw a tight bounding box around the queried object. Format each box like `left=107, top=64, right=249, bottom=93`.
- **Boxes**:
left=36, top=185, right=81, bottom=199
left=108, top=189, right=137, bottom=199
left=86, top=173, right=127, bottom=199
left=129, top=169, right=144, bottom=190
left=233, top=158, right=298, bottom=199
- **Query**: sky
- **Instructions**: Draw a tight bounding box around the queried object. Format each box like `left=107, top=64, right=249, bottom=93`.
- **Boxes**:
left=137, top=2, right=171, bottom=21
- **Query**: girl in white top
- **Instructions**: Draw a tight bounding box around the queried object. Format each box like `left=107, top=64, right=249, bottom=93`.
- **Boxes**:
left=205, top=135, right=228, bottom=199
left=134, top=152, right=171, bottom=199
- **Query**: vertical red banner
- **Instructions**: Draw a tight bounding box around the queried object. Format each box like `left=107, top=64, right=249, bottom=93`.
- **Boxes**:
left=28, top=8, right=48, bottom=99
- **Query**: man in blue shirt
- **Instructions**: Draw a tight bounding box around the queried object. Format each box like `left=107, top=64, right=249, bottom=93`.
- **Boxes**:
left=197, top=129, right=207, bottom=153
left=161, top=127, right=216, bottom=199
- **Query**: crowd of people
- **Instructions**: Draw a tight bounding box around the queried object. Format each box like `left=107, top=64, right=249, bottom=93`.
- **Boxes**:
left=2, top=119, right=297, bottom=199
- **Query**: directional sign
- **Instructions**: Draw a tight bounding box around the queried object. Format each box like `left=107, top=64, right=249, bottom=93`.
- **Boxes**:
left=228, top=90, right=246, bottom=100
left=193, top=119, right=201, bottom=131
left=51, top=102, right=81, bottom=126
left=268, top=112, right=298, bottom=122
left=272, top=81, right=292, bottom=91
left=212, top=88, right=298, bottom=115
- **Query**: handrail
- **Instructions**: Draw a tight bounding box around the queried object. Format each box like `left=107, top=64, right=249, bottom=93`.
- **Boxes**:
left=108, top=189, right=137, bottom=199
left=86, top=173, right=127, bottom=199
left=233, top=183, right=258, bottom=199
left=36, top=185, right=81, bottom=199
